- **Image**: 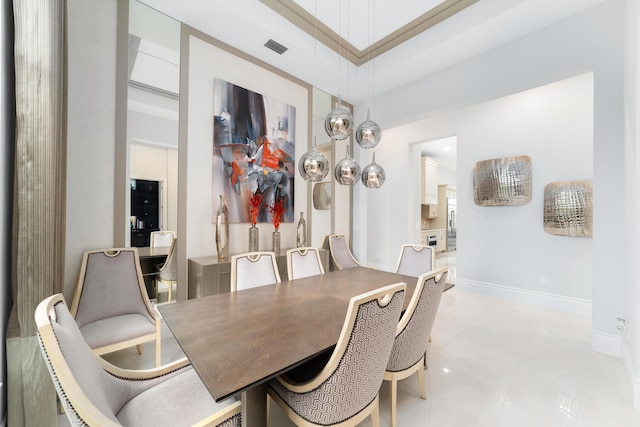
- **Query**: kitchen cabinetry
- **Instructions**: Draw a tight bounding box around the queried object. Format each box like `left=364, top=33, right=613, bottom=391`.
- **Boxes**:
left=421, top=157, right=439, bottom=205
left=420, top=228, right=446, bottom=253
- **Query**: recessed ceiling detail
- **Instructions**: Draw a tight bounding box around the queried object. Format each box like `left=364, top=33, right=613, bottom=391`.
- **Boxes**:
left=260, top=0, right=479, bottom=66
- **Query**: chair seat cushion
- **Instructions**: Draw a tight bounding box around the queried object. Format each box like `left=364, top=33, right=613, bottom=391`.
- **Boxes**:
left=79, top=313, right=155, bottom=350
left=117, top=367, right=238, bottom=427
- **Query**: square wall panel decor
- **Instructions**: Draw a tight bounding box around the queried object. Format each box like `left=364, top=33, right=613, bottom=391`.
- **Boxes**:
left=473, top=155, right=532, bottom=206
left=543, top=180, right=593, bottom=238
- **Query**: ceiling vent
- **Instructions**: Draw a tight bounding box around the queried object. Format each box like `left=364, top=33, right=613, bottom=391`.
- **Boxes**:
left=264, top=39, right=288, bottom=55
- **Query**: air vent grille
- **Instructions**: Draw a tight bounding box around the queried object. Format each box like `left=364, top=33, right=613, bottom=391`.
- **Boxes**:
left=264, top=39, right=288, bottom=55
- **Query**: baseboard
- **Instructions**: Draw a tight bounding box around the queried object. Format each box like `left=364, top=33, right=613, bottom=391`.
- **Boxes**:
left=455, top=277, right=592, bottom=317
left=620, top=341, right=640, bottom=410
left=591, top=329, right=622, bottom=357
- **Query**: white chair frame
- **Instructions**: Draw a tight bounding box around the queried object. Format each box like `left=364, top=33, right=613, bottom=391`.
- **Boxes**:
left=230, top=251, right=281, bottom=291
left=286, top=247, right=325, bottom=280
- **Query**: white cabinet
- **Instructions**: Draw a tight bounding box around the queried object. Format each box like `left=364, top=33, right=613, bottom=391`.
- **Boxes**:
left=421, top=157, right=439, bottom=205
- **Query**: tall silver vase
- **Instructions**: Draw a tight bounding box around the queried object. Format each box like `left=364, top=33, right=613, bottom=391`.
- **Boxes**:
left=249, top=225, right=259, bottom=252
left=296, top=211, right=307, bottom=247
left=272, top=229, right=281, bottom=255
left=215, top=194, right=230, bottom=259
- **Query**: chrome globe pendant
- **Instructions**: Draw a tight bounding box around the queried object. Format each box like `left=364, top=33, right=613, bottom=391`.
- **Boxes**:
left=324, top=96, right=353, bottom=140
left=361, top=151, right=386, bottom=188
left=298, top=137, right=329, bottom=182
left=335, top=145, right=361, bottom=186
left=355, top=108, right=381, bottom=149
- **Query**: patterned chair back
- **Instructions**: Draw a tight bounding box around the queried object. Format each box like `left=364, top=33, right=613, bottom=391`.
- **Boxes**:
left=387, top=267, right=448, bottom=373
left=269, top=282, right=406, bottom=425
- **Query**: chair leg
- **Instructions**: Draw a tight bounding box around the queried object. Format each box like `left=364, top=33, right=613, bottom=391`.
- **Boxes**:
left=389, top=378, right=398, bottom=427
left=167, top=281, right=173, bottom=304
left=417, top=362, right=427, bottom=400
left=371, top=396, right=380, bottom=427
left=136, top=344, right=142, bottom=354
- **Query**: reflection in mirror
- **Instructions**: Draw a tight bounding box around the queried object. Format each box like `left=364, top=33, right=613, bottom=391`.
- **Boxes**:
left=127, top=0, right=180, bottom=246
left=311, top=88, right=333, bottom=247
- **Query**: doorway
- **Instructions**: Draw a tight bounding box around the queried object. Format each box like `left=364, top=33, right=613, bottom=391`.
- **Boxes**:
left=130, top=178, right=161, bottom=247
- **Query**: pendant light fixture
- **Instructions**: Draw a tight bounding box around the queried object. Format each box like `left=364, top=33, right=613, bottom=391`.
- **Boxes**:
left=335, top=145, right=361, bottom=186
left=298, top=137, right=330, bottom=182
left=356, top=0, right=382, bottom=150
left=299, top=0, right=331, bottom=182
left=355, top=108, right=381, bottom=149
left=324, top=96, right=353, bottom=140
left=361, top=151, right=385, bottom=188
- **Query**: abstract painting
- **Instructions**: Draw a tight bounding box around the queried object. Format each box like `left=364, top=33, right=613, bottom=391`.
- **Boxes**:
left=212, top=78, right=295, bottom=223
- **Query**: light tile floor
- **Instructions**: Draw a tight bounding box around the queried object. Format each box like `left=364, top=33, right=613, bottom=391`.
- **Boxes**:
left=88, top=252, right=640, bottom=427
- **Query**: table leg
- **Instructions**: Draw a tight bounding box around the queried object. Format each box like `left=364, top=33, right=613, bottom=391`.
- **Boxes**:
left=241, top=383, right=267, bottom=427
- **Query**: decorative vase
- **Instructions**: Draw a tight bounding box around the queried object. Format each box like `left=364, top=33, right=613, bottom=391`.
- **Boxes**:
left=249, top=225, right=259, bottom=252
left=215, top=194, right=230, bottom=259
left=272, top=229, right=281, bottom=255
left=296, top=212, right=307, bottom=247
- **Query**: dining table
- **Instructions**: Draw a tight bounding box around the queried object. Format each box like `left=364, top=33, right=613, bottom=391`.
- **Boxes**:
left=158, top=266, right=419, bottom=427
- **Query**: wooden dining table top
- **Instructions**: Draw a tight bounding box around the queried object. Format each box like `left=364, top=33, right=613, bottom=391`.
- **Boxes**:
left=158, top=266, right=418, bottom=402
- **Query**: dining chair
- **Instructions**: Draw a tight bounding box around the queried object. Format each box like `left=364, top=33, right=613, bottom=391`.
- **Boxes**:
left=70, top=248, right=161, bottom=366
left=36, top=293, right=242, bottom=427
left=230, top=251, right=281, bottom=291
left=383, top=267, right=448, bottom=427
left=327, top=234, right=361, bottom=270
left=150, top=230, right=176, bottom=247
left=267, top=282, right=406, bottom=427
left=156, top=237, right=177, bottom=303
left=286, top=247, right=325, bottom=280
left=394, top=244, right=435, bottom=277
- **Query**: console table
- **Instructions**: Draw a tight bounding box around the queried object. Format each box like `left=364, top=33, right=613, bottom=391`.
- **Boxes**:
left=188, top=249, right=330, bottom=298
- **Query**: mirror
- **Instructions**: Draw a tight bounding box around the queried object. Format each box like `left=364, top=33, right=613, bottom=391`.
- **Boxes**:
left=127, top=0, right=180, bottom=246
left=310, top=87, right=333, bottom=247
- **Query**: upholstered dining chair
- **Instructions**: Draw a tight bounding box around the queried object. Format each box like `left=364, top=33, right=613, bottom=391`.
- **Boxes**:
left=394, top=244, right=435, bottom=277
left=36, top=294, right=242, bottom=427
left=156, top=237, right=177, bottom=304
left=286, top=247, right=325, bottom=280
left=70, top=248, right=161, bottom=366
left=383, top=267, right=448, bottom=427
left=150, top=230, right=176, bottom=247
left=230, top=251, right=281, bottom=292
left=267, top=282, right=406, bottom=427
left=327, top=234, right=361, bottom=270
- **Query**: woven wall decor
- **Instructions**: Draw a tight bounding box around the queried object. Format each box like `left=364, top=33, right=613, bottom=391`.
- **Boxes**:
left=312, top=182, right=332, bottom=210
left=473, top=155, right=532, bottom=206
left=543, top=180, right=593, bottom=237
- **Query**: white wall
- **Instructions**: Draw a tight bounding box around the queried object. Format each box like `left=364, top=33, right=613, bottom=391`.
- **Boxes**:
left=624, top=0, right=640, bottom=408
left=383, top=74, right=593, bottom=301
left=355, top=0, right=624, bottom=331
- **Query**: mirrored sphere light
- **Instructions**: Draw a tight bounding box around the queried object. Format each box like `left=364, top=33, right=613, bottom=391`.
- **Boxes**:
left=298, top=147, right=329, bottom=181
left=335, top=146, right=361, bottom=186
left=355, top=109, right=381, bottom=149
left=362, top=153, right=386, bottom=188
left=325, top=99, right=353, bottom=140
